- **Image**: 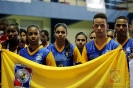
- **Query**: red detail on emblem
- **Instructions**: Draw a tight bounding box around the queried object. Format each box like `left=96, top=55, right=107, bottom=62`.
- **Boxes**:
left=14, top=78, right=22, bottom=86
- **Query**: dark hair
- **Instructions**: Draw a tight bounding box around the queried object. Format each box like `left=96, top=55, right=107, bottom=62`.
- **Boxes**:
left=0, top=19, right=9, bottom=26
left=20, top=28, right=29, bottom=44
left=115, top=16, right=129, bottom=24
left=54, top=23, right=68, bottom=33
left=93, top=13, right=108, bottom=24
left=27, top=24, right=41, bottom=33
left=75, top=32, right=87, bottom=42
left=8, top=23, right=19, bottom=32
left=54, top=23, right=70, bottom=58
left=89, top=31, right=95, bottom=38
left=20, top=29, right=27, bottom=34
left=41, top=29, right=49, bottom=41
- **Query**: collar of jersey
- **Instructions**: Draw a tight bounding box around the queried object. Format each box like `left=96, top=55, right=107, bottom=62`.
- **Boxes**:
left=116, top=36, right=130, bottom=46
left=54, top=41, right=65, bottom=52
left=27, top=45, right=43, bottom=56
left=94, top=37, right=111, bottom=50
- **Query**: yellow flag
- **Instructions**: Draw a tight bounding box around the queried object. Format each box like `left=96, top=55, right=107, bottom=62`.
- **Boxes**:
left=1, top=46, right=129, bottom=88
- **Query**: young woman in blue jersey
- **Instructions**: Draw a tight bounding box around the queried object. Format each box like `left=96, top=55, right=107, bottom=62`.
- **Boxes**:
left=82, top=13, right=120, bottom=61
left=114, top=16, right=133, bottom=61
left=47, top=23, right=84, bottom=67
left=75, top=32, right=87, bottom=55
left=19, top=24, right=56, bottom=66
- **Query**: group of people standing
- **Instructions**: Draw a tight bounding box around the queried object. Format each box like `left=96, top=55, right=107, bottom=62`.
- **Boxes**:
left=0, top=12, right=133, bottom=84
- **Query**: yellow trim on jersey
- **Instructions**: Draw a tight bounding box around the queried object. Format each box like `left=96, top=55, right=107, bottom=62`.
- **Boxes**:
left=73, top=46, right=85, bottom=64
left=54, top=41, right=65, bottom=52
left=46, top=52, right=57, bottom=67
left=116, top=36, right=130, bottom=47
left=27, top=45, right=43, bottom=56
left=94, top=37, right=111, bottom=50
left=82, top=46, right=89, bottom=62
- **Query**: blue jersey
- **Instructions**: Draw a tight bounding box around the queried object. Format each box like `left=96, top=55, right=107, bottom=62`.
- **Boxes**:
left=47, top=43, right=83, bottom=67
left=121, top=38, right=133, bottom=59
left=82, top=38, right=120, bottom=61
left=20, top=46, right=50, bottom=64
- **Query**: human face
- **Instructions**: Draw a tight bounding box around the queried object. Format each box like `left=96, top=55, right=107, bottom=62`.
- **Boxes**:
left=54, top=26, right=67, bottom=42
left=20, top=32, right=26, bottom=43
left=75, top=35, right=87, bottom=49
left=107, top=31, right=114, bottom=39
left=90, top=32, right=96, bottom=41
left=27, top=27, right=40, bottom=45
left=40, top=32, right=48, bottom=43
left=115, top=19, right=128, bottom=37
left=6, top=25, right=18, bottom=41
left=92, top=18, right=108, bottom=37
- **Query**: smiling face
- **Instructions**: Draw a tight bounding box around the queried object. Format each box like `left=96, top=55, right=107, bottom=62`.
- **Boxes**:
left=27, top=26, right=40, bottom=45
left=54, top=26, right=67, bottom=42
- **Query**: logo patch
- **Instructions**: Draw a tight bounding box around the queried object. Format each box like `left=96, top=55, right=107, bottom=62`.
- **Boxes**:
left=14, top=64, right=32, bottom=88
left=110, top=69, right=120, bottom=84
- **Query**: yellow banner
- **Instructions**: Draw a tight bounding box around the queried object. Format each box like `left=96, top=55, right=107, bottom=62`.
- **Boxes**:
left=1, top=47, right=129, bottom=88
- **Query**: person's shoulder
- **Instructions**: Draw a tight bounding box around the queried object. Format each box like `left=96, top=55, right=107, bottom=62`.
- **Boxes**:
left=47, top=43, right=54, bottom=49
left=86, top=40, right=94, bottom=46
left=40, top=47, right=51, bottom=52
left=20, top=47, right=27, bottom=52
left=110, top=39, right=119, bottom=45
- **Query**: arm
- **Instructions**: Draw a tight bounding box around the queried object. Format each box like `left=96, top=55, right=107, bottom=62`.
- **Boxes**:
left=73, top=46, right=86, bottom=64
left=45, top=51, right=57, bottom=67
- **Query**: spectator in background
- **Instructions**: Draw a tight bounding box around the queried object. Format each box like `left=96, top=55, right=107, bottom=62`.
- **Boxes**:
left=19, top=24, right=56, bottom=66
left=1, top=23, right=24, bottom=54
left=20, top=29, right=29, bottom=47
left=0, top=19, right=8, bottom=43
left=89, top=31, right=96, bottom=41
left=40, top=30, right=50, bottom=48
left=107, top=29, right=115, bottom=39
left=75, top=32, right=87, bottom=55
left=47, top=23, right=85, bottom=67
left=82, top=13, right=120, bottom=61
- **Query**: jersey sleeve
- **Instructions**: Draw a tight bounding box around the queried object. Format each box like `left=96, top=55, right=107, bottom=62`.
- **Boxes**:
left=45, top=51, right=57, bottom=67
left=82, top=46, right=89, bottom=62
left=73, top=46, right=86, bottom=64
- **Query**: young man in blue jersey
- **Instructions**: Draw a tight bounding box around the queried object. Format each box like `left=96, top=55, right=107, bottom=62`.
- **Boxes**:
left=114, top=16, right=133, bottom=61
left=82, top=13, right=120, bottom=61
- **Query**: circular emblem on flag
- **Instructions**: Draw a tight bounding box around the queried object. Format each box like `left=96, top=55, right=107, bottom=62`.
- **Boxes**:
left=110, top=71, right=120, bottom=82
left=15, top=69, right=30, bottom=83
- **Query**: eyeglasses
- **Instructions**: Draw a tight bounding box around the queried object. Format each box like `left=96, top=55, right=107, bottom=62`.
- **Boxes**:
left=116, top=24, right=127, bottom=28
left=90, top=37, right=96, bottom=39
left=107, top=35, right=113, bottom=39
left=93, top=24, right=106, bottom=28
